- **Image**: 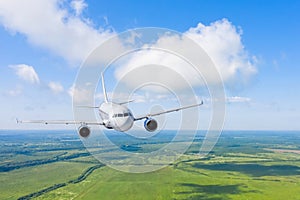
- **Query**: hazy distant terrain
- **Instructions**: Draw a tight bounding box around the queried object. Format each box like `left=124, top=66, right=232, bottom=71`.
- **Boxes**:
left=1, top=130, right=300, bottom=200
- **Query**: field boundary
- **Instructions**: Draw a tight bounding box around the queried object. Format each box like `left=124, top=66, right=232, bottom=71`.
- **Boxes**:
left=17, top=164, right=104, bottom=200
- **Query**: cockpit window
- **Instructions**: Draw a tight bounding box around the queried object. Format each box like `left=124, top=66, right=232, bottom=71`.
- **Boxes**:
left=113, top=113, right=132, bottom=118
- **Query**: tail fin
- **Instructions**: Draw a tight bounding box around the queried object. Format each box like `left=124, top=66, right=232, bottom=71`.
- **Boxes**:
left=101, top=73, right=108, bottom=103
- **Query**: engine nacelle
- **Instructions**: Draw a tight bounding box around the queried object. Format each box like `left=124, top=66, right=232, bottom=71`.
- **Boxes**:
left=78, top=125, right=91, bottom=138
left=144, top=118, right=158, bottom=132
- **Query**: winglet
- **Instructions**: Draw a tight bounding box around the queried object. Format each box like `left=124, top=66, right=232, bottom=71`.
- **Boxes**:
left=16, top=118, right=21, bottom=123
left=200, top=99, right=204, bottom=105
left=101, top=72, right=108, bottom=103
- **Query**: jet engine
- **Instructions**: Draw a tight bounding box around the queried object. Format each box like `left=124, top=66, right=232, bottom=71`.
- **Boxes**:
left=78, top=125, right=91, bottom=138
left=144, top=118, right=158, bottom=132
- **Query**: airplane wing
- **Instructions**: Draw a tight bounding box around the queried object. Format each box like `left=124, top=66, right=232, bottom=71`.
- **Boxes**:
left=134, top=100, right=203, bottom=121
left=16, top=119, right=104, bottom=125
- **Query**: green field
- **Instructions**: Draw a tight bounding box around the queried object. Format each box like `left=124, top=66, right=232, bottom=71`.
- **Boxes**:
left=1, top=130, right=300, bottom=199
left=35, top=153, right=300, bottom=200
left=0, top=162, right=94, bottom=199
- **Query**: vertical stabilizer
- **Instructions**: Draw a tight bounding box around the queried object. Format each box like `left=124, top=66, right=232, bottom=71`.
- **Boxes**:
left=101, top=73, right=108, bottom=103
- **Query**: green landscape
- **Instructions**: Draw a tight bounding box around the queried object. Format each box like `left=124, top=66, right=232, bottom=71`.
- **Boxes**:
left=1, top=130, right=300, bottom=200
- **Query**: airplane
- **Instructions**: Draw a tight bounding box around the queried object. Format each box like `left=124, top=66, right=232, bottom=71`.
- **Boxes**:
left=17, top=73, right=203, bottom=138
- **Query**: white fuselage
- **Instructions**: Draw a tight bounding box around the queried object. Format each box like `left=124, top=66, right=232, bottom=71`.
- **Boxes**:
left=99, top=102, right=134, bottom=132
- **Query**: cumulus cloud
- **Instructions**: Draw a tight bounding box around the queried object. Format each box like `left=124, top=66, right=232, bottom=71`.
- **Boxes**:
left=0, top=0, right=115, bottom=63
left=95, top=92, right=145, bottom=103
left=186, top=19, right=257, bottom=81
left=7, top=85, right=22, bottom=97
left=48, top=81, right=64, bottom=94
left=95, top=91, right=177, bottom=104
left=115, top=19, right=257, bottom=92
left=70, top=0, right=87, bottom=16
left=10, top=64, right=40, bottom=84
left=68, top=84, right=92, bottom=103
left=7, top=89, right=21, bottom=96
left=226, top=96, right=251, bottom=103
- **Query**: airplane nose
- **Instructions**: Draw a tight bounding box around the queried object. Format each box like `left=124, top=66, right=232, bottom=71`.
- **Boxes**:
left=115, top=117, right=133, bottom=132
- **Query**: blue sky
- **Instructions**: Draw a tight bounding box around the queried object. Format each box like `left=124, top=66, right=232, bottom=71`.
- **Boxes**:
left=0, top=0, right=299, bottom=130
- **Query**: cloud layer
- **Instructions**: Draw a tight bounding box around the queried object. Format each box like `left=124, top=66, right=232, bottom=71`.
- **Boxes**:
left=70, top=0, right=87, bottom=16
left=0, top=1, right=257, bottom=98
left=186, top=19, right=257, bottom=82
left=0, top=0, right=114, bottom=63
left=115, top=19, right=257, bottom=92
left=10, top=64, right=64, bottom=95
left=48, top=81, right=64, bottom=94
left=227, top=96, right=251, bottom=103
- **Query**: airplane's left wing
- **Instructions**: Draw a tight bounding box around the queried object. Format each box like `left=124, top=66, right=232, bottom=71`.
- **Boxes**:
left=16, top=119, right=104, bottom=125
left=134, top=100, right=203, bottom=121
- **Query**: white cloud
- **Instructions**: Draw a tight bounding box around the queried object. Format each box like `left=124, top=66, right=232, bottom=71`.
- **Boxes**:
left=227, top=96, right=251, bottom=103
left=10, top=64, right=40, bottom=84
left=68, top=85, right=75, bottom=97
left=48, top=81, right=64, bottom=94
left=8, top=89, right=21, bottom=96
left=95, top=92, right=145, bottom=103
left=68, top=84, right=92, bottom=103
left=70, top=0, right=87, bottom=16
left=7, top=85, right=22, bottom=96
left=115, top=19, right=257, bottom=92
left=95, top=90, right=179, bottom=104
left=186, top=19, right=257, bottom=81
left=0, top=0, right=115, bottom=63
